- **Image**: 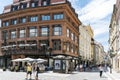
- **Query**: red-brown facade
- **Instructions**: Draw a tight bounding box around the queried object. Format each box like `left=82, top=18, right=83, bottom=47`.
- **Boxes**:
left=0, top=0, right=81, bottom=66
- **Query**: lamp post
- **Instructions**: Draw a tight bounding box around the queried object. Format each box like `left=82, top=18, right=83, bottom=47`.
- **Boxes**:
left=46, top=47, right=52, bottom=67
left=3, top=31, right=7, bottom=70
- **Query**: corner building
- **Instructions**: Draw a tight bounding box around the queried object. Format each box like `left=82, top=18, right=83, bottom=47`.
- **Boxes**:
left=0, top=0, right=81, bottom=67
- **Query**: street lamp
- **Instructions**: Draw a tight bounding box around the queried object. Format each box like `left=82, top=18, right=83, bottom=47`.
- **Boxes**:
left=46, top=47, right=52, bottom=67
left=3, top=31, right=7, bottom=70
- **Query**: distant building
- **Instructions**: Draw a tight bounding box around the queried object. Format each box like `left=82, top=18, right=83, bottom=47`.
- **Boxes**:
left=79, top=24, right=94, bottom=64
left=94, top=41, right=105, bottom=65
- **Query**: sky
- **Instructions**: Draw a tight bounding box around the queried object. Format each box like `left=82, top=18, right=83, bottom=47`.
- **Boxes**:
left=0, top=0, right=116, bottom=51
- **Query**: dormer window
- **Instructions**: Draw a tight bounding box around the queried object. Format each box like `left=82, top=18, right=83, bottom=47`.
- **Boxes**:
left=31, top=1, right=38, bottom=7
left=43, top=1, right=47, bottom=6
left=42, top=0, right=50, bottom=6
left=11, top=5, right=19, bottom=11
left=20, top=3, right=27, bottom=9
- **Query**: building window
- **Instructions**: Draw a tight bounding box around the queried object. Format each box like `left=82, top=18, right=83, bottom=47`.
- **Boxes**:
left=40, top=40, right=49, bottom=48
left=41, top=27, right=49, bottom=36
left=19, top=29, right=25, bottom=38
left=53, top=13, right=64, bottom=20
left=11, top=19, right=17, bottom=25
left=67, top=29, right=70, bottom=37
left=12, top=5, right=19, bottom=11
left=71, top=44, right=74, bottom=53
left=11, top=31, right=16, bottom=39
left=75, top=36, right=78, bottom=43
left=31, top=2, right=38, bottom=7
left=53, top=25, right=62, bottom=36
left=20, top=17, right=26, bottom=23
left=71, top=33, right=74, bottom=41
left=66, top=43, right=70, bottom=52
left=30, top=16, right=38, bottom=22
left=75, top=46, right=77, bottom=54
left=43, top=1, right=47, bottom=6
left=73, top=33, right=75, bottom=41
left=29, top=27, right=37, bottom=37
left=3, top=21, right=9, bottom=27
left=41, top=14, right=50, bottom=21
left=2, top=31, right=8, bottom=40
left=52, top=40, right=61, bottom=50
left=41, top=0, right=50, bottom=6
left=20, top=3, right=27, bottom=9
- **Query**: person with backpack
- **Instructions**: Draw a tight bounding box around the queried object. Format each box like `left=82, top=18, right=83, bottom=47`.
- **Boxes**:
left=26, top=63, right=32, bottom=80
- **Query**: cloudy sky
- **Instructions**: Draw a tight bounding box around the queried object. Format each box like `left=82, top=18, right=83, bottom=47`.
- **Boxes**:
left=0, top=0, right=116, bottom=51
left=68, top=0, right=116, bottom=51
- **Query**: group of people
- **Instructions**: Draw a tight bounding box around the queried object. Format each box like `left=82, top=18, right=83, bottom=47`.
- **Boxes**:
left=26, top=62, right=39, bottom=80
left=75, top=63, right=92, bottom=72
left=75, top=63, right=111, bottom=78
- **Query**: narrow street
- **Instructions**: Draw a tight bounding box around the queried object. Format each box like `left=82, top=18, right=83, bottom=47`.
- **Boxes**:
left=0, top=69, right=113, bottom=80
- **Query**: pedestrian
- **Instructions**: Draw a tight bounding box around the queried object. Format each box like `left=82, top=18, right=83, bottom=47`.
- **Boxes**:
left=15, top=64, right=19, bottom=72
left=32, top=62, right=36, bottom=79
left=35, top=63, right=39, bottom=80
left=75, top=64, right=79, bottom=71
left=83, top=63, right=86, bottom=72
left=109, top=64, right=112, bottom=73
left=26, top=63, right=32, bottom=80
left=80, top=64, right=83, bottom=72
left=99, top=64, right=103, bottom=77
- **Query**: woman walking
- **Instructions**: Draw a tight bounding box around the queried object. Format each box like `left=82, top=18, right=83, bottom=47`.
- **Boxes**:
left=26, top=63, right=32, bottom=80
left=99, top=64, right=103, bottom=77
left=35, top=63, right=39, bottom=80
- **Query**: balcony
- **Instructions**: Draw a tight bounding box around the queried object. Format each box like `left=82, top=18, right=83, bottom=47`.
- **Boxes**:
left=2, top=48, right=47, bottom=56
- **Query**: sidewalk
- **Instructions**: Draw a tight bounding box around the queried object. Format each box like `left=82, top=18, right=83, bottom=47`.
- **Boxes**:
left=105, top=68, right=120, bottom=80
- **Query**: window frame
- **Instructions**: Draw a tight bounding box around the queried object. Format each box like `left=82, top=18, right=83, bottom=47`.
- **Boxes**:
left=41, top=26, right=49, bottom=36
left=19, top=29, right=26, bottom=38
left=29, top=27, right=37, bottom=37
left=29, top=16, right=38, bottom=22
left=53, top=13, right=64, bottom=20
left=11, top=19, right=17, bottom=25
left=52, top=40, right=61, bottom=50
left=53, top=25, right=62, bottom=36
left=41, top=14, right=50, bottom=21
left=3, top=21, right=9, bottom=27
left=11, top=30, right=16, bottom=39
